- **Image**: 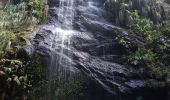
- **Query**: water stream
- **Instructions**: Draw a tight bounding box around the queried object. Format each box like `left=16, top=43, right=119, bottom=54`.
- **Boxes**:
left=27, top=0, right=170, bottom=100
left=31, top=0, right=130, bottom=99
left=47, top=0, right=83, bottom=99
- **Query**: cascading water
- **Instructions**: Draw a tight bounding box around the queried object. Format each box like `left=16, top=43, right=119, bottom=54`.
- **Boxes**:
left=29, top=0, right=122, bottom=100
left=27, top=0, right=170, bottom=99
left=46, top=0, right=81, bottom=99
left=57, top=0, right=74, bottom=29
left=30, top=0, right=138, bottom=100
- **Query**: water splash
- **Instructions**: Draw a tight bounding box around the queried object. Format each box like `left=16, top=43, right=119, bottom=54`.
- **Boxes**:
left=47, top=0, right=81, bottom=99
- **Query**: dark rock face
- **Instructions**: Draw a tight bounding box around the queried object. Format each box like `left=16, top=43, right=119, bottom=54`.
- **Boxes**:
left=165, top=0, right=170, bottom=4
left=26, top=0, right=170, bottom=100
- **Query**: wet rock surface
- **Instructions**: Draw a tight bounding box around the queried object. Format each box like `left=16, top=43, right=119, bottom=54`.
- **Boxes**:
left=26, top=0, right=170, bottom=99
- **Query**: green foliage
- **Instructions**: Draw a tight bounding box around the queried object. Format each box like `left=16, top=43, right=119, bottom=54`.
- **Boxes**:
left=145, top=78, right=166, bottom=88
left=0, top=59, right=28, bottom=100
left=128, top=48, right=155, bottom=65
left=104, top=0, right=163, bottom=25
left=147, top=66, right=170, bottom=80
left=126, top=11, right=170, bottom=66
left=0, top=0, right=46, bottom=99
left=0, top=0, right=41, bottom=58
left=127, top=11, right=160, bottom=65
left=28, top=0, right=45, bottom=23
left=161, top=20, right=170, bottom=33
left=25, top=54, right=88, bottom=100
left=115, top=35, right=131, bottom=48
left=1, top=3, right=26, bottom=29
left=0, top=0, right=46, bottom=56
left=128, top=11, right=162, bottom=43
left=26, top=54, right=47, bottom=99
left=54, top=76, right=88, bottom=100
left=122, top=11, right=170, bottom=81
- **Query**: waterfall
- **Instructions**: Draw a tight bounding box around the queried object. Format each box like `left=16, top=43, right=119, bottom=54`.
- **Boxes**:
left=45, top=0, right=118, bottom=99
left=31, top=0, right=123, bottom=99
left=50, top=0, right=76, bottom=76
left=47, top=0, right=79, bottom=99
left=58, top=0, right=74, bottom=29
left=27, top=0, right=170, bottom=99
